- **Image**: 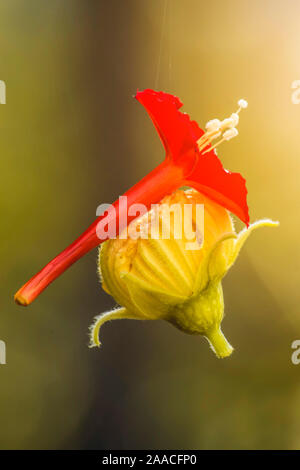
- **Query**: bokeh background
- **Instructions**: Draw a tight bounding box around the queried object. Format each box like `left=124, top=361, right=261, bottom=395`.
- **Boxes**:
left=1, top=0, right=300, bottom=449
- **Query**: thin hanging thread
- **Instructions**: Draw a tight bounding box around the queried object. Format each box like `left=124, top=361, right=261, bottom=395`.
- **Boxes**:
left=168, top=0, right=172, bottom=90
left=155, top=0, right=169, bottom=90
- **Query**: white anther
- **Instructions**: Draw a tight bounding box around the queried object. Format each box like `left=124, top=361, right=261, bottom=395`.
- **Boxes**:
left=230, top=113, right=239, bottom=126
left=220, top=117, right=234, bottom=129
left=223, top=128, right=238, bottom=141
left=205, top=118, right=221, bottom=131
left=238, top=99, right=248, bottom=109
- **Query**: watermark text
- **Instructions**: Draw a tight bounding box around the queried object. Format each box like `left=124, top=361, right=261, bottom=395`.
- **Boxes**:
left=96, top=197, right=204, bottom=250
left=0, top=80, right=6, bottom=104
left=0, top=340, right=6, bottom=365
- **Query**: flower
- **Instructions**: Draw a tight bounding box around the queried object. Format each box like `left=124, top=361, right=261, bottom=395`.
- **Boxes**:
left=15, top=90, right=252, bottom=306
left=90, top=188, right=277, bottom=358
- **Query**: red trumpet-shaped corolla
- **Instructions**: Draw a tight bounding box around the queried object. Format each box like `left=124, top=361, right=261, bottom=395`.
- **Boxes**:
left=14, top=89, right=249, bottom=306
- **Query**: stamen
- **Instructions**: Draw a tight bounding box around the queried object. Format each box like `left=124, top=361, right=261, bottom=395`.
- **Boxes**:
left=198, top=98, right=247, bottom=155
left=198, top=130, right=221, bottom=152
left=205, top=119, right=221, bottom=132
left=220, top=117, right=234, bottom=129
left=223, top=128, right=238, bottom=140
left=230, top=113, right=239, bottom=126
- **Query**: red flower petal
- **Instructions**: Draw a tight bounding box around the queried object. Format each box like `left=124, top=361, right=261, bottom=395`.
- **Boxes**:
left=185, top=148, right=249, bottom=226
left=136, top=89, right=249, bottom=226
left=135, top=89, right=203, bottom=162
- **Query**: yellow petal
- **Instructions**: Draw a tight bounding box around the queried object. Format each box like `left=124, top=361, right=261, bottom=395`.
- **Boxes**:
left=121, top=271, right=186, bottom=319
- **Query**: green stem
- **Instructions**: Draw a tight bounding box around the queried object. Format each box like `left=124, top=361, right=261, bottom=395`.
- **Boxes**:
left=205, top=327, right=233, bottom=358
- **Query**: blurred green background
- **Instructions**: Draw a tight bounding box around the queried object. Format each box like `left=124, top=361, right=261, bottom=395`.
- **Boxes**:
left=1, top=0, right=299, bottom=449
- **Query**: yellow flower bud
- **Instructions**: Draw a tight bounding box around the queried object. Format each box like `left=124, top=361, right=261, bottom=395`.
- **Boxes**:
left=89, top=189, right=278, bottom=358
